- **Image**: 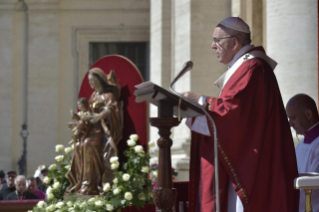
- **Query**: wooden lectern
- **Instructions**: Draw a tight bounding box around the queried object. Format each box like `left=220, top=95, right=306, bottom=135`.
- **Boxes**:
left=134, top=82, right=203, bottom=212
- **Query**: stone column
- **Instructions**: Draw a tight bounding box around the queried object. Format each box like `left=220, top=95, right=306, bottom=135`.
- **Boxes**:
left=12, top=0, right=28, bottom=174
left=173, top=0, right=231, bottom=180
left=267, top=0, right=317, bottom=143
left=267, top=0, right=317, bottom=105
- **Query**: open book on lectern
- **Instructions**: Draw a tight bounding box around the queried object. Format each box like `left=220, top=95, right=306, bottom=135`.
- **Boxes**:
left=134, top=81, right=204, bottom=118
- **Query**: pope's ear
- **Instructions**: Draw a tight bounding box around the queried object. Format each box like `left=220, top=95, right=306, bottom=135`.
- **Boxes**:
left=232, top=37, right=240, bottom=50
left=305, top=109, right=313, bottom=120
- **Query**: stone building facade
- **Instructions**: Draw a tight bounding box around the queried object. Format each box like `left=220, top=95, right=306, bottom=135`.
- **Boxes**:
left=0, top=0, right=317, bottom=180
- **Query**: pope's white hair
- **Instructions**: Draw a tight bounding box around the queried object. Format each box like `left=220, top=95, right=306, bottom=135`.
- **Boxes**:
left=14, top=175, right=28, bottom=187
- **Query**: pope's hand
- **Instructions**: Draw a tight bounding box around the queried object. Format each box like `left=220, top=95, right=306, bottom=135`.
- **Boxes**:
left=180, top=91, right=202, bottom=102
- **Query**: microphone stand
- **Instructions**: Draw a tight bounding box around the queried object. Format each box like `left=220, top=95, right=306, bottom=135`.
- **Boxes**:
left=169, top=61, right=220, bottom=212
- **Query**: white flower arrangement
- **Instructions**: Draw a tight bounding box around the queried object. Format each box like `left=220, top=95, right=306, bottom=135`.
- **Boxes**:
left=30, top=134, right=153, bottom=212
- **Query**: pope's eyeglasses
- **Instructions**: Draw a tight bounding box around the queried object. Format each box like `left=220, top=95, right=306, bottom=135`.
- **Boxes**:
left=213, top=36, right=235, bottom=44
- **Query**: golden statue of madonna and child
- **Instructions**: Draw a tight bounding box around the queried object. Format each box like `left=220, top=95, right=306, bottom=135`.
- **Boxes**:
left=66, top=68, right=123, bottom=195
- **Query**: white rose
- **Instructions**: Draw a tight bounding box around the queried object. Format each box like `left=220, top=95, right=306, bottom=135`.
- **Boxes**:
left=48, top=164, right=57, bottom=171
left=129, top=134, right=139, bottom=141
left=56, top=202, right=64, bottom=208
left=37, top=200, right=46, bottom=208
left=124, top=192, right=133, bottom=200
left=53, top=182, right=61, bottom=189
left=65, top=165, right=71, bottom=170
left=80, top=201, right=87, bottom=209
left=68, top=207, right=75, bottom=212
left=67, top=201, right=73, bottom=207
left=148, top=141, right=156, bottom=148
left=141, top=166, right=149, bottom=173
left=47, top=192, right=54, bottom=200
left=138, top=192, right=146, bottom=201
left=127, top=139, right=136, bottom=147
left=103, top=183, right=111, bottom=192
left=134, top=145, right=144, bottom=153
left=113, top=188, right=121, bottom=195
left=113, top=178, right=118, bottom=184
left=55, top=155, right=64, bottom=162
left=152, top=170, right=158, bottom=177
left=110, top=156, right=119, bottom=164
left=122, top=173, right=130, bottom=181
left=55, top=144, right=64, bottom=152
left=111, top=162, right=119, bottom=170
left=43, top=176, right=51, bottom=185
left=106, top=204, right=114, bottom=211
left=95, top=200, right=104, bottom=207
left=65, top=147, right=73, bottom=154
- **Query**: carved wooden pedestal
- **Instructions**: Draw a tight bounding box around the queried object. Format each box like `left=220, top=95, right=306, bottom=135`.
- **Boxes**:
left=149, top=117, right=180, bottom=212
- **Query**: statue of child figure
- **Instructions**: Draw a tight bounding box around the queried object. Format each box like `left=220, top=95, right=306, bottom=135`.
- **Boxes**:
left=68, top=98, right=92, bottom=144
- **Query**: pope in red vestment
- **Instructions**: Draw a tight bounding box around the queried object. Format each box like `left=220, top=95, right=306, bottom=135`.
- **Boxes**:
left=184, top=17, right=299, bottom=212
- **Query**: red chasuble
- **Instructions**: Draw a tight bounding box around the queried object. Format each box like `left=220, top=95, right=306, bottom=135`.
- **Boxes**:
left=189, top=47, right=299, bottom=212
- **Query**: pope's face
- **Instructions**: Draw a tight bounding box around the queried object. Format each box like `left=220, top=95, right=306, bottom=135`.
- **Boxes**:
left=88, top=74, right=101, bottom=90
left=286, top=107, right=309, bottom=135
left=211, top=27, right=235, bottom=65
left=15, top=178, right=27, bottom=193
